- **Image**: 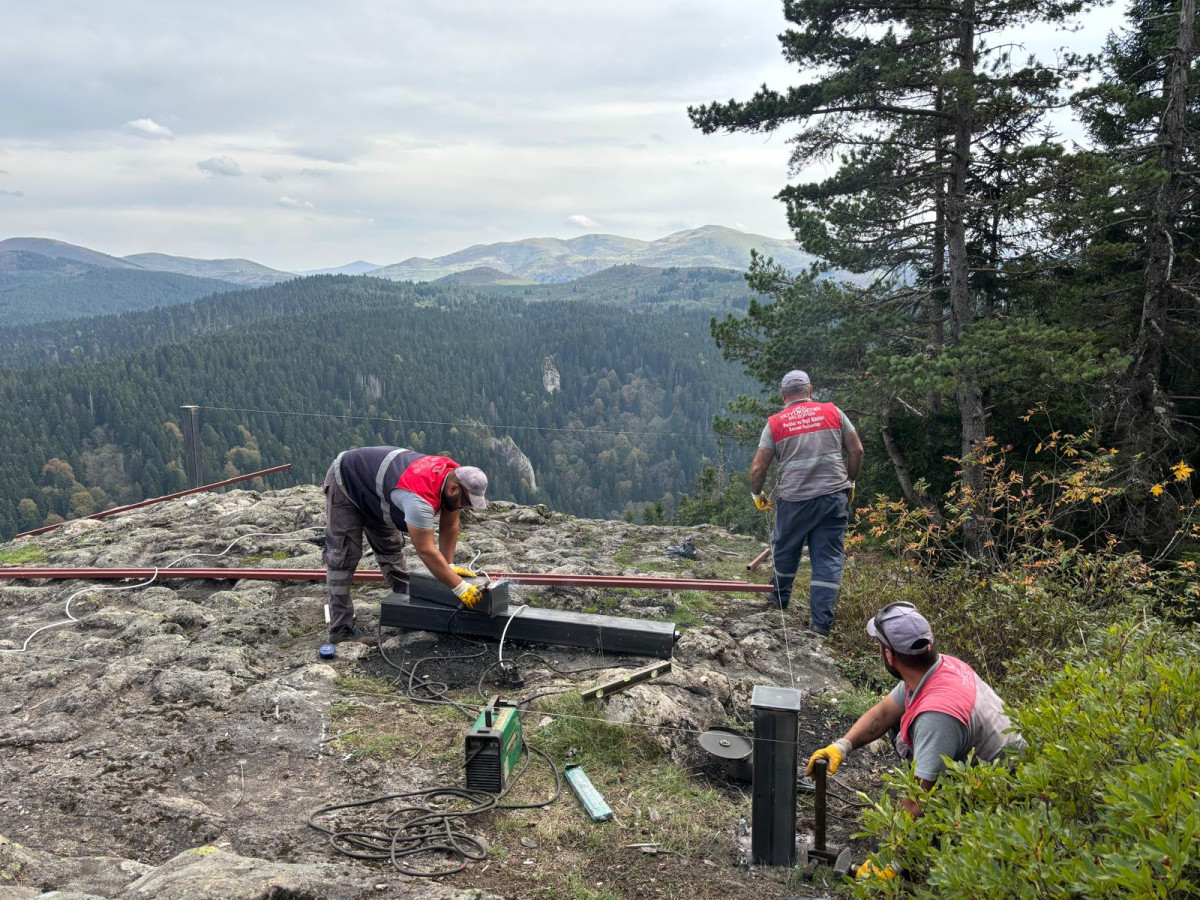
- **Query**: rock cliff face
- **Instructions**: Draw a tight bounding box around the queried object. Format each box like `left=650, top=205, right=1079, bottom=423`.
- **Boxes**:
left=542, top=357, right=561, bottom=394
left=0, top=488, right=849, bottom=899
left=484, top=434, right=537, bottom=490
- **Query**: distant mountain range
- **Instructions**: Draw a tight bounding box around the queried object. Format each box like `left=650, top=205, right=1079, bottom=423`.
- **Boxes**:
left=3, top=224, right=815, bottom=284
left=124, top=252, right=295, bottom=286
left=298, top=260, right=382, bottom=276
left=369, top=225, right=816, bottom=283
left=0, top=226, right=823, bottom=324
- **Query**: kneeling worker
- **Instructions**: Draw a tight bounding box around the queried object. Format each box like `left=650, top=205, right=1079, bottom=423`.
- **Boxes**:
left=322, top=446, right=489, bottom=643
left=807, top=602, right=1025, bottom=819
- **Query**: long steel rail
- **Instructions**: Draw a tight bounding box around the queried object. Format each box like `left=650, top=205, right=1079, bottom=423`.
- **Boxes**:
left=15, top=464, right=294, bottom=538
left=0, top=566, right=774, bottom=593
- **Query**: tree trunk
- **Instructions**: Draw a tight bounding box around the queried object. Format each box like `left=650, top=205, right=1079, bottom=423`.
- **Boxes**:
left=1125, top=0, right=1193, bottom=459
left=882, top=405, right=946, bottom=527
left=946, top=0, right=989, bottom=558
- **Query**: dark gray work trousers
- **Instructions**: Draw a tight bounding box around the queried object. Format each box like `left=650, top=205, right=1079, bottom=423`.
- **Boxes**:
left=322, top=465, right=409, bottom=630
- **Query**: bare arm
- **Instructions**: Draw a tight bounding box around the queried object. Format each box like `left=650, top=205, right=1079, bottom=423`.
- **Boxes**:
left=407, top=526, right=462, bottom=589
left=843, top=694, right=903, bottom=750
left=749, top=446, right=774, bottom=494
left=844, top=429, right=865, bottom=481
left=437, top=508, right=460, bottom=566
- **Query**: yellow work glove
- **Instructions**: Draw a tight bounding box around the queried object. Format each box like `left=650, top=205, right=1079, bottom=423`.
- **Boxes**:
left=451, top=565, right=477, bottom=578
left=752, top=492, right=772, bottom=512
left=452, top=581, right=484, bottom=609
left=848, top=482, right=856, bottom=505
left=855, top=860, right=898, bottom=880
left=807, top=738, right=852, bottom=776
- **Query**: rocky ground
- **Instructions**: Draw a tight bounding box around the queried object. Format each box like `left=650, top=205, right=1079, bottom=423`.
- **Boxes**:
left=0, top=488, right=889, bottom=900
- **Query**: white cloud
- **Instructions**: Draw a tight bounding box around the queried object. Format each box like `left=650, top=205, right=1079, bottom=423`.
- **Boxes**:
left=277, top=195, right=313, bottom=209
left=196, top=155, right=242, bottom=177
left=125, top=118, right=173, bottom=139
left=565, top=214, right=600, bottom=228
left=0, top=189, right=24, bottom=197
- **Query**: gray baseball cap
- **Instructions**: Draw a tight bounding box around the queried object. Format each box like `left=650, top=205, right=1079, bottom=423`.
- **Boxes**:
left=455, top=466, right=488, bottom=509
left=781, top=369, right=811, bottom=389
left=866, top=603, right=934, bottom=653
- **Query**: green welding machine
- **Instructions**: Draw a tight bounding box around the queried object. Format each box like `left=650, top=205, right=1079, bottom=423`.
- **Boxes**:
left=465, top=696, right=523, bottom=793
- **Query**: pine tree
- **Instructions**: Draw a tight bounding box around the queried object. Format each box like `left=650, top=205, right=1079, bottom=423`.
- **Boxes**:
left=690, top=0, right=1103, bottom=554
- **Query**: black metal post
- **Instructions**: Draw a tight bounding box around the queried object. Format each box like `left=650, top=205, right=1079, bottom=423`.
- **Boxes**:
left=180, top=405, right=203, bottom=489
left=813, top=757, right=828, bottom=852
left=750, top=685, right=803, bottom=866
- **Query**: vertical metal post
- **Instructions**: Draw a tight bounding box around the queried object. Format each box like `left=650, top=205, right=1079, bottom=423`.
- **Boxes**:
left=813, top=757, right=828, bottom=853
left=750, top=685, right=803, bottom=867
left=180, top=405, right=203, bottom=489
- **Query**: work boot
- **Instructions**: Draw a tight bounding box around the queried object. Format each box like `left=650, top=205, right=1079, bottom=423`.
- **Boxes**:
left=327, top=623, right=363, bottom=644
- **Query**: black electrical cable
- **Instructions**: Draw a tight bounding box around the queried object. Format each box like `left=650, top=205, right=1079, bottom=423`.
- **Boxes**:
left=311, top=618, right=563, bottom=876
left=307, top=788, right=494, bottom=876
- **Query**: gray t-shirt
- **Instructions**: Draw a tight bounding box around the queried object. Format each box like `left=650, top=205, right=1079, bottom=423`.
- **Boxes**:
left=890, top=677, right=970, bottom=782
left=389, top=488, right=435, bottom=531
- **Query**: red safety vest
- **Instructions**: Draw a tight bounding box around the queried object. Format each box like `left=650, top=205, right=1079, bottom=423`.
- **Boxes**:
left=396, top=454, right=460, bottom=512
left=767, top=400, right=844, bottom=442
left=897, top=655, right=978, bottom=753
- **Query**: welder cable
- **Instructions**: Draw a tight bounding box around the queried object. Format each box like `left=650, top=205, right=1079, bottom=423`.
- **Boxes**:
left=497, top=604, right=526, bottom=666
left=1, top=526, right=322, bottom=653
left=0, top=570, right=160, bottom=654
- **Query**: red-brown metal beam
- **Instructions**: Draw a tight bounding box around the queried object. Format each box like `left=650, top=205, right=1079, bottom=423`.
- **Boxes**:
left=0, top=566, right=774, bottom=593
left=15, top=464, right=294, bottom=538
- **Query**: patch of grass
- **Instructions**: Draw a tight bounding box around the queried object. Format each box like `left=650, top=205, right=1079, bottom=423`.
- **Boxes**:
left=823, top=688, right=881, bottom=719
left=0, top=544, right=46, bottom=565
left=334, top=674, right=394, bottom=695
left=561, top=875, right=619, bottom=900
left=269, top=550, right=292, bottom=560
left=533, top=693, right=663, bottom=770
left=334, top=730, right=412, bottom=761
left=241, top=555, right=263, bottom=564
left=611, top=541, right=640, bottom=568
left=668, top=591, right=716, bottom=629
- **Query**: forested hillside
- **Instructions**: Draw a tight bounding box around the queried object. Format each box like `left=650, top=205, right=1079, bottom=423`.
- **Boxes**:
left=0, top=267, right=757, bottom=369
left=0, top=275, right=755, bottom=538
left=0, top=253, right=240, bottom=325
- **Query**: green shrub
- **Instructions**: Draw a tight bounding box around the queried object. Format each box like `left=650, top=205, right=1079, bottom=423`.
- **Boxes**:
left=853, top=620, right=1200, bottom=898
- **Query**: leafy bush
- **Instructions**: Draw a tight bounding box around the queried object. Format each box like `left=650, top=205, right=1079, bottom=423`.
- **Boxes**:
left=853, top=620, right=1200, bottom=898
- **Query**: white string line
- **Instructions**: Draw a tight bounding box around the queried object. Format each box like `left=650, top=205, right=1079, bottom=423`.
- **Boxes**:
left=197, top=404, right=720, bottom=439
left=767, top=486, right=797, bottom=690
left=0, top=527, right=323, bottom=653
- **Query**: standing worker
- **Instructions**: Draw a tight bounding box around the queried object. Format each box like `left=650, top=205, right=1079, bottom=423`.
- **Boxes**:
left=750, top=370, right=863, bottom=635
left=322, top=446, right=489, bottom=643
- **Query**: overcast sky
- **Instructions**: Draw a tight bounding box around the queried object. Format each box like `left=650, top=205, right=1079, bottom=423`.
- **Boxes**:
left=0, top=1, right=1124, bottom=271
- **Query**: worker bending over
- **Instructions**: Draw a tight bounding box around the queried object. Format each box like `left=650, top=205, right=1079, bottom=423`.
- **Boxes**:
left=808, top=603, right=1025, bottom=818
left=322, top=446, right=488, bottom=643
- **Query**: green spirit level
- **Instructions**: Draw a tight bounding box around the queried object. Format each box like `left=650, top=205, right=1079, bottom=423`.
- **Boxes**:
left=464, top=696, right=522, bottom=794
